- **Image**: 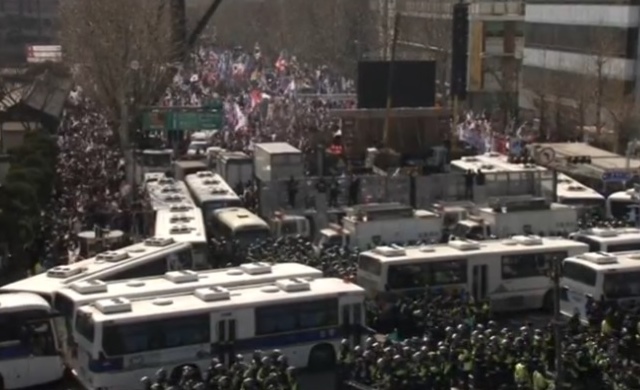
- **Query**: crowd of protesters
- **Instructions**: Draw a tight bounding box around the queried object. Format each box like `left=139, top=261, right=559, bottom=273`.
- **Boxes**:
left=39, top=94, right=125, bottom=268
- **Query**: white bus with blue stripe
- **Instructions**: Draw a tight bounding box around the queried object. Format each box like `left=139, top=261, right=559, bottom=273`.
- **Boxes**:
left=54, top=262, right=322, bottom=370
left=357, top=236, right=588, bottom=312
left=1, top=237, right=194, bottom=303
left=72, top=278, right=365, bottom=390
left=561, top=251, right=640, bottom=321
left=0, top=293, right=65, bottom=389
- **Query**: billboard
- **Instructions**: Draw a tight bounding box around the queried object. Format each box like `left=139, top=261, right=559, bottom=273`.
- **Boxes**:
left=26, top=45, right=62, bottom=63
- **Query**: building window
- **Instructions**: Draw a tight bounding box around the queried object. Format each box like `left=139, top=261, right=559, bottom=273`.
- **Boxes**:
left=525, top=23, right=634, bottom=58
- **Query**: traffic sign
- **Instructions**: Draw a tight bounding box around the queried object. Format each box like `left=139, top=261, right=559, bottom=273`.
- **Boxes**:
left=142, top=107, right=223, bottom=131
left=601, top=171, right=633, bottom=182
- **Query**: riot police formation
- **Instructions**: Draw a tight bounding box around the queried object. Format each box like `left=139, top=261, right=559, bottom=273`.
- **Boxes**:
left=141, top=351, right=299, bottom=390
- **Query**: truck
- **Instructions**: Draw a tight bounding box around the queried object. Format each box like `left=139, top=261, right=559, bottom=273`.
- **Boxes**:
left=135, top=149, right=173, bottom=184
left=452, top=196, right=578, bottom=240
left=173, top=160, right=208, bottom=180
left=313, top=202, right=443, bottom=252
left=218, top=151, right=254, bottom=189
left=253, top=142, right=304, bottom=183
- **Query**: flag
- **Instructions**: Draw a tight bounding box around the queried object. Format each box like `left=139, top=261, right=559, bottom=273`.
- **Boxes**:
left=275, top=54, right=287, bottom=73
left=250, top=89, right=263, bottom=110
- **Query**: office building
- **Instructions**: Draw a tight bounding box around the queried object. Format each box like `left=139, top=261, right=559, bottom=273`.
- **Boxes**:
left=376, top=0, right=524, bottom=108
left=520, top=2, right=640, bottom=124
left=0, top=0, right=59, bottom=65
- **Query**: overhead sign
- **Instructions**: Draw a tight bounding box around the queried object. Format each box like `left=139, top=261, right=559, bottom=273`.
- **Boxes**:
left=601, top=171, right=633, bottom=182
left=142, top=107, right=223, bottom=131
left=26, top=45, right=62, bottom=63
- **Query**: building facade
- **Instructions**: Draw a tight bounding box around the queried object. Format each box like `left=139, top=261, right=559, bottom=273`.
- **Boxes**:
left=0, top=0, right=59, bottom=65
left=520, top=1, right=640, bottom=132
left=379, top=0, right=524, bottom=110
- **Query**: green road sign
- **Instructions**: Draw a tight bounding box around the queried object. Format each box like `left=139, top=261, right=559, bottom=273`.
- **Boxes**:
left=142, top=106, right=223, bottom=131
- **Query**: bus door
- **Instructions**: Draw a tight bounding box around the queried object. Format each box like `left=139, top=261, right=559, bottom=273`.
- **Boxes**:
left=472, top=264, right=488, bottom=302
left=215, top=316, right=237, bottom=366
left=341, top=303, right=363, bottom=348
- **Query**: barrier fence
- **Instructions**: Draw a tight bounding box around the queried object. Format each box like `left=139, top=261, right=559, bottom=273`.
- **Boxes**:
left=259, top=171, right=552, bottom=216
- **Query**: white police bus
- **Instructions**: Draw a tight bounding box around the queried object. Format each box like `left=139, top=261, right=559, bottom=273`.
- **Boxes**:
left=357, top=236, right=588, bottom=311
left=211, top=207, right=271, bottom=247
left=0, top=292, right=65, bottom=389
left=570, top=227, right=640, bottom=253
left=147, top=179, right=195, bottom=212
left=1, top=238, right=195, bottom=303
left=561, top=251, right=640, bottom=321
left=185, top=171, right=242, bottom=221
left=72, top=278, right=365, bottom=390
left=155, top=204, right=209, bottom=269
left=606, top=187, right=640, bottom=220
left=53, top=263, right=322, bottom=372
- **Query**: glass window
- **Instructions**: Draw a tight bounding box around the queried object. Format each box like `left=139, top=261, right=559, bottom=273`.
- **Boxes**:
left=501, top=251, right=566, bottom=280
left=603, top=271, right=640, bottom=300
left=0, top=319, right=23, bottom=344
left=358, top=255, right=382, bottom=276
left=102, top=249, right=193, bottom=281
left=562, top=261, right=597, bottom=287
left=234, top=228, right=271, bottom=244
left=53, top=293, right=75, bottom=318
left=102, top=314, right=210, bottom=356
left=572, top=236, right=600, bottom=252
left=606, top=242, right=640, bottom=253
left=102, top=258, right=167, bottom=281
left=280, top=220, right=299, bottom=236
left=75, top=312, right=95, bottom=342
left=255, top=298, right=339, bottom=336
left=386, top=259, right=468, bottom=290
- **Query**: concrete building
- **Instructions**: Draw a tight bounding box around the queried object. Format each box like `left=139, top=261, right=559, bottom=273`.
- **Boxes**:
left=378, top=0, right=524, bottom=109
left=0, top=0, right=59, bottom=65
left=520, top=2, right=640, bottom=127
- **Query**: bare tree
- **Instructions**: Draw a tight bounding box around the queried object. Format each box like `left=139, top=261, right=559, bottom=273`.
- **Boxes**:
left=59, top=0, right=178, bottom=182
left=523, top=50, right=555, bottom=136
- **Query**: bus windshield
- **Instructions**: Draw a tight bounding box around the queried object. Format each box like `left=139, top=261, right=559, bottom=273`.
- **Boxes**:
left=608, top=199, right=635, bottom=220
left=603, top=271, right=640, bottom=299
left=0, top=310, right=58, bottom=357
left=141, top=151, right=171, bottom=168
left=234, top=228, right=270, bottom=244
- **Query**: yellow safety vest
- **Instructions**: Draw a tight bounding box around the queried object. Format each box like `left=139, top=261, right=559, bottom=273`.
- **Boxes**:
left=601, top=319, right=613, bottom=336
left=533, top=370, right=548, bottom=390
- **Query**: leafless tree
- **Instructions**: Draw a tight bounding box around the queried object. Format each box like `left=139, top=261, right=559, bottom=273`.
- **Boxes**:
left=59, top=0, right=178, bottom=183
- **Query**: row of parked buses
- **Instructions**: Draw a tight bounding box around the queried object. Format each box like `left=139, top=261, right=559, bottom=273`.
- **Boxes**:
left=8, top=227, right=640, bottom=388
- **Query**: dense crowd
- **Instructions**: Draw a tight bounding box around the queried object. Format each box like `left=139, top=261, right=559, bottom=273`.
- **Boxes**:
left=41, top=96, right=125, bottom=268
left=141, top=351, right=300, bottom=390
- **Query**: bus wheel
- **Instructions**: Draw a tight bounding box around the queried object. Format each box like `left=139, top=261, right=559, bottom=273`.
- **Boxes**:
left=308, top=343, right=336, bottom=371
left=543, top=290, right=554, bottom=312
left=170, top=364, right=202, bottom=383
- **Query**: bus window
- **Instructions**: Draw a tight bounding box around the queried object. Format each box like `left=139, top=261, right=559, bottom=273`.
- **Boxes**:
left=562, top=261, right=597, bottom=287
left=501, top=251, right=565, bottom=279
left=572, top=236, right=600, bottom=252
left=358, top=255, right=382, bottom=276
left=234, top=228, right=270, bottom=244
left=102, top=314, right=210, bottom=356
left=603, top=271, right=640, bottom=300
left=387, top=259, right=467, bottom=289
left=255, top=298, right=339, bottom=335
left=607, top=242, right=640, bottom=252
left=75, top=312, right=95, bottom=343
left=101, top=259, right=167, bottom=281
